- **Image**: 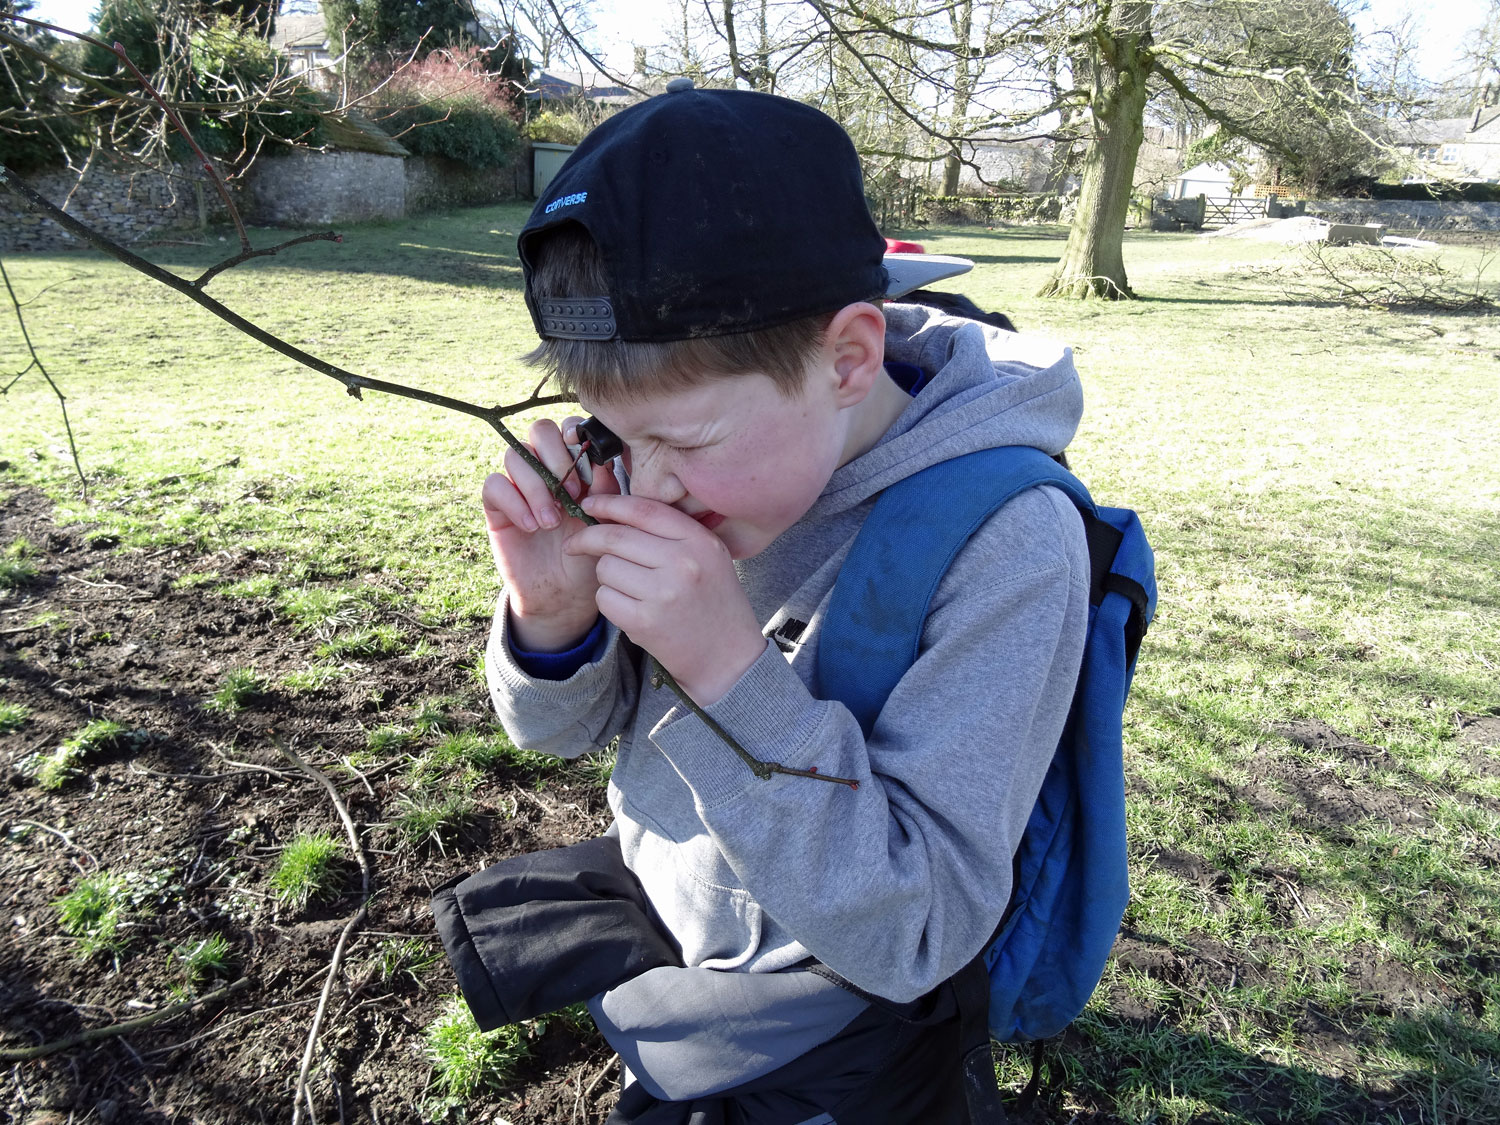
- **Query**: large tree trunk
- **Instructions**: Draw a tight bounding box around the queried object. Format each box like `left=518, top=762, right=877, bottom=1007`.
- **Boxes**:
left=1039, top=3, right=1153, bottom=300
left=940, top=0, right=975, bottom=196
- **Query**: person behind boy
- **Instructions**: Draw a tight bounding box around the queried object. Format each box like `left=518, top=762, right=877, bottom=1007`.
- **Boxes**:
left=477, top=83, right=1089, bottom=1124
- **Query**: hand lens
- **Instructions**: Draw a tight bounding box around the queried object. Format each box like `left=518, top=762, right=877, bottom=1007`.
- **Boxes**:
left=577, top=416, right=624, bottom=465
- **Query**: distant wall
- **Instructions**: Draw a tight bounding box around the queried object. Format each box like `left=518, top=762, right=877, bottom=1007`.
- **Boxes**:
left=4, top=144, right=533, bottom=251
left=242, top=150, right=405, bottom=225
left=404, top=150, right=529, bottom=213
left=1306, top=199, right=1500, bottom=231
left=0, top=162, right=224, bottom=252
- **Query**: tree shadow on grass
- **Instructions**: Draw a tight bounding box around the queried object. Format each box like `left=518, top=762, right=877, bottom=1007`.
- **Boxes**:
left=1013, top=1007, right=1500, bottom=1125
left=63, top=204, right=541, bottom=293
left=1115, top=672, right=1500, bottom=1121
left=945, top=252, right=1063, bottom=266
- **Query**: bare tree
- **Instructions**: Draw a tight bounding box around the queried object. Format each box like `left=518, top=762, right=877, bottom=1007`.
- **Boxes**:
left=803, top=1, right=1387, bottom=299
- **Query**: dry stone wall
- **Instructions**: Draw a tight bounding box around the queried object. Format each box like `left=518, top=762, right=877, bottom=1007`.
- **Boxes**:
left=404, top=152, right=529, bottom=213
left=1, top=162, right=224, bottom=252
left=1306, top=199, right=1500, bottom=232
left=3, top=145, right=530, bottom=251
left=241, top=150, right=405, bottom=225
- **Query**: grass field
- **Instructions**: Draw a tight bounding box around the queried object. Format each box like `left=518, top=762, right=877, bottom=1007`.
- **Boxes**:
left=2, top=206, right=1499, bottom=1123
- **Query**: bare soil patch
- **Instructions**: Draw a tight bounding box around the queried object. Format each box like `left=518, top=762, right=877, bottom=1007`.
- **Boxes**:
left=0, top=487, right=615, bottom=1124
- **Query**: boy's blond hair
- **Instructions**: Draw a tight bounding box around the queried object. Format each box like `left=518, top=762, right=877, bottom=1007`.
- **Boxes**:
left=523, top=225, right=833, bottom=404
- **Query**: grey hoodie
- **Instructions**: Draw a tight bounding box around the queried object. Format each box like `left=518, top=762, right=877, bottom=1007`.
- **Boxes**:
left=486, top=304, right=1091, bottom=1100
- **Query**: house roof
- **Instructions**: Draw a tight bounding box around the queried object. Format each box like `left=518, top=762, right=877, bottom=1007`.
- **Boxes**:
left=272, top=14, right=329, bottom=52
left=1398, top=108, right=1500, bottom=145
left=531, top=68, right=636, bottom=102
left=1176, top=162, right=1233, bottom=182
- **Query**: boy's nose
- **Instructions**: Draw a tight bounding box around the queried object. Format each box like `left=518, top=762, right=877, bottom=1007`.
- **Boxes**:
left=625, top=457, right=687, bottom=506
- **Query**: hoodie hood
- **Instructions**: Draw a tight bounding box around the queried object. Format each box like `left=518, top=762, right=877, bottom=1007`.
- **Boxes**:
left=812, top=302, right=1084, bottom=521
left=737, top=302, right=1084, bottom=619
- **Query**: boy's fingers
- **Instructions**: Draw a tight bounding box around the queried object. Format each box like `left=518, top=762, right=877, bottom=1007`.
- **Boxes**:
left=482, top=472, right=537, bottom=534
left=592, top=553, right=658, bottom=600
left=527, top=420, right=587, bottom=496
left=503, top=446, right=562, bottom=527
left=565, top=522, right=670, bottom=567
left=579, top=493, right=700, bottom=538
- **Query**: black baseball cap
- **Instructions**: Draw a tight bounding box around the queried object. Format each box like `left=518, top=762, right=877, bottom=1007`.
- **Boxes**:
left=519, top=82, right=971, bottom=343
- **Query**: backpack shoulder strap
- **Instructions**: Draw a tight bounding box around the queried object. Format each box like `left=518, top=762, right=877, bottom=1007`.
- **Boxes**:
left=818, top=446, right=1092, bottom=737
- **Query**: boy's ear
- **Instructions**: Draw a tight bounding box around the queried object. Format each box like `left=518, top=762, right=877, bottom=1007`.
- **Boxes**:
left=824, top=302, right=887, bottom=404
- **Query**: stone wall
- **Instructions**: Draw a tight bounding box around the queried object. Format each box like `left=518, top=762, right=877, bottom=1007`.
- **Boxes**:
left=1305, top=199, right=1500, bottom=231
left=0, top=162, right=225, bottom=253
left=404, top=150, right=529, bottom=213
left=241, top=150, right=406, bottom=225
left=3, top=146, right=533, bottom=252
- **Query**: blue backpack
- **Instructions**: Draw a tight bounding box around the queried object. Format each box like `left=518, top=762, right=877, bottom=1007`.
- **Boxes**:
left=817, top=445, right=1156, bottom=1043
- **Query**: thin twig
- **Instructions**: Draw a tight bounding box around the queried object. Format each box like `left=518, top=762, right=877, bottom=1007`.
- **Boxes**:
left=193, top=232, right=345, bottom=289
left=277, top=739, right=372, bottom=1125
left=7, top=819, right=99, bottom=870
left=0, top=977, right=250, bottom=1061
left=110, top=43, right=249, bottom=252
left=140, top=995, right=319, bottom=1058
left=0, top=257, right=86, bottom=494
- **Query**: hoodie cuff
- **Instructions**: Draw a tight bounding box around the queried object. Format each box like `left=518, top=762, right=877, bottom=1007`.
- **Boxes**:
left=509, top=616, right=607, bottom=680
left=649, top=641, right=836, bottom=809
left=487, top=595, right=620, bottom=705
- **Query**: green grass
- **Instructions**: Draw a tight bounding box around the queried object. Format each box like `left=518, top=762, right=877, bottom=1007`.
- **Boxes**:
left=315, top=623, right=406, bottom=660
left=390, top=788, right=475, bottom=852
left=173, top=932, right=233, bottom=984
left=268, top=831, right=343, bottom=909
left=278, top=662, right=348, bottom=694
left=365, top=723, right=415, bottom=755
left=375, top=936, right=443, bottom=985
left=205, top=666, right=266, bottom=713
left=0, top=538, right=40, bottom=589
left=31, top=718, right=135, bottom=789
left=0, top=700, right=30, bottom=733
left=54, top=872, right=130, bottom=957
left=423, top=994, right=531, bottom=1104
left=3, top=211, right=1498, bottom=1122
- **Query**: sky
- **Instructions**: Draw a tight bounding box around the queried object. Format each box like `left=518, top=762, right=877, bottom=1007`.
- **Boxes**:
left=18, top=0, right=1495, bottom=83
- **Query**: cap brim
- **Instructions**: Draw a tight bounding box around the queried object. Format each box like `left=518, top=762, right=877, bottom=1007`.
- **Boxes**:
left=883, top=253, right=974, bottom=299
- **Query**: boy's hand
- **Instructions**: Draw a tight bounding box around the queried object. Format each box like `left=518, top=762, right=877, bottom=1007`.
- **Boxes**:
left=567, top=493, right=767, bottom=706
left=483, top=417, right=620, bottom=652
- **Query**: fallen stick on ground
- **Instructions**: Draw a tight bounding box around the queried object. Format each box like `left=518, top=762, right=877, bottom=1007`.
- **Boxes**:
left=0, top=977, right=251, bottom=1061
left=278, top=738, right=374, bottom=1125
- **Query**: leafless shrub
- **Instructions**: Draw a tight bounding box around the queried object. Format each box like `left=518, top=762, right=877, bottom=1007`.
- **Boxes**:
left=1280, top=241, right=1499, bottom=313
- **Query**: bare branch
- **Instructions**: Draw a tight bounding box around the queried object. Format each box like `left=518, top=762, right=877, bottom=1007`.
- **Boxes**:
left=0, top=977, right=252, bottom=1061
left=277, top=739, right=372, bottom=1125
left=0, top=257, right=86, bottom=494
left=540, top=0, right=648, bottom=93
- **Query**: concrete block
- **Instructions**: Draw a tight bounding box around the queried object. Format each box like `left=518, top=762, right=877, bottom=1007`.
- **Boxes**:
left=1324, top=223, right=1385, bottom=245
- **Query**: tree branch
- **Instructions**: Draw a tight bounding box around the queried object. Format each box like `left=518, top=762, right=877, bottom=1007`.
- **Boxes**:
left=0, top=167, right=857, bottom=790
left=0, top=257, right=86, bottom=494
left=0, top=977, right=251, bottom=1061
left=277, top=739, right=372, bottom=1125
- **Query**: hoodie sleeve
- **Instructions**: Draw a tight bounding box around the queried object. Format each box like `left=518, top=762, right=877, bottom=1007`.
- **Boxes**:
left=485, top=596, right=642, bottom=760
left=645, top=485, right=1090, bottom=1002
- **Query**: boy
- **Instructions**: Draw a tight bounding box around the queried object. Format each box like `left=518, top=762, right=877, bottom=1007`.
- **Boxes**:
left=471, top=84, right=1089, bottom=1124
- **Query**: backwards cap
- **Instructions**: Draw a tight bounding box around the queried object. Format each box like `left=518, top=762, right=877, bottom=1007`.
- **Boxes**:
left=519, top=81, right=970, bottom=343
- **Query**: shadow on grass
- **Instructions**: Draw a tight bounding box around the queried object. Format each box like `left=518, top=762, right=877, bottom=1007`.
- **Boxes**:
left=36, top=204, right=539, bottom=293
left=950, top=252, right=1064, bottom=267
left=1027, top=1008, right=1500, bottom=1125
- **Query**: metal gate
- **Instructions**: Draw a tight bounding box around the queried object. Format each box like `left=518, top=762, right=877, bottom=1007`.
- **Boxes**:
left=1202, top=198, right=1263, bottom=227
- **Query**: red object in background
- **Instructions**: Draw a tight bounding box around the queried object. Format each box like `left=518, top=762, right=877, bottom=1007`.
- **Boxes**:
left=883, top=238, right=926, bottom=254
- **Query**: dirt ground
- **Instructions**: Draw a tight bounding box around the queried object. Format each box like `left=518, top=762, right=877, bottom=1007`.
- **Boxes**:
left=0, top=485, right=617, bottom=1124
left=4, top=481, right=1495, bottom=1125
